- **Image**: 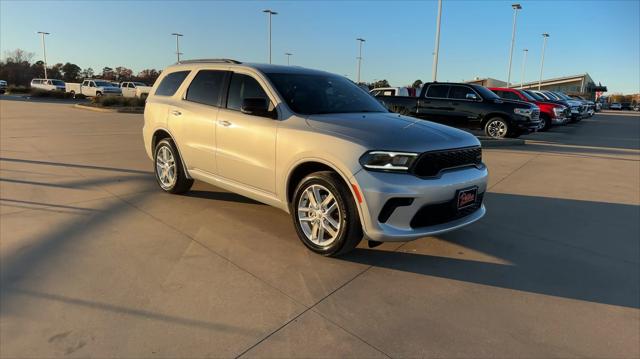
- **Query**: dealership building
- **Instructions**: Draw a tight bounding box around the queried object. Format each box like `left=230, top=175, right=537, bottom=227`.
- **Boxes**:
left=466, top=73, right=607, bottom=100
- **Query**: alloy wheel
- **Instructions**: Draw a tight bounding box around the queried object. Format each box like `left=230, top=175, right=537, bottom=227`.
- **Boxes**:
left=487, top=120, right=507, bottom=138
left=297, top=184, right=342, bottom=246
left=156, top=145, right=177, bottom=190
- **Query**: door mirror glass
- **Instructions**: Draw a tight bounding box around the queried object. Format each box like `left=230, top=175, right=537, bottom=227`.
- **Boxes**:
left=466, top=93, right=478, bottom=101
left=241, top=98, right=272, bottom=117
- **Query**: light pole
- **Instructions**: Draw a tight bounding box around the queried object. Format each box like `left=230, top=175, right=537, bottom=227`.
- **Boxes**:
left=520, top=48, right=528, bottom=89
left=263, top=9, right=278, bottom=64
left=538, top=33, right=550, bottom=90
left=285, top=52, right=293, bottom=65
left=37, top=31, right=50, bottom=79
left=432, top=0, right=443, bottom=81
left=506, top=3, right=522, bottom=87
left=171, top=33, right=183, bottom=63
left=356, top=38, right=365, bottom=84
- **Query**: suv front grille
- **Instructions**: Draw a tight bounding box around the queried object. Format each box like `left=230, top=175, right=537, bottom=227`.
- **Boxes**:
left=531, top=109, right=540, bottom=121
left=410, top=193, right=484, bottom=228
left=411, top=147, right=482, bottom=178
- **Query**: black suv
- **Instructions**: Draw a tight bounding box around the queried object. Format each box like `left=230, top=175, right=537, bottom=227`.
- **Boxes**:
left=375, top=82, right=540, bottom=138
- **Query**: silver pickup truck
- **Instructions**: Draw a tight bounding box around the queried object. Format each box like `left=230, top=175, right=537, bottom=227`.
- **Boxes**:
left=66, top=80, right=122, bottom=98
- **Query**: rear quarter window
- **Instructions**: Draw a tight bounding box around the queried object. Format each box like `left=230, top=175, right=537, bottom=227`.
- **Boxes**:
left=155, top=71, right=190, bottom=97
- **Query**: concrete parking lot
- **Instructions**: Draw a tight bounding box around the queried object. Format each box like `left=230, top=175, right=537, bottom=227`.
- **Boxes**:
left=1, top=99, right=639, bottom=358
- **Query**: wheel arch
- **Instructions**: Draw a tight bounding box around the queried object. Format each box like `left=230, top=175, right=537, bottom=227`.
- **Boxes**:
left=481, top=112, right=511, bottom=127
left=151, top=128, right=191, bottom=179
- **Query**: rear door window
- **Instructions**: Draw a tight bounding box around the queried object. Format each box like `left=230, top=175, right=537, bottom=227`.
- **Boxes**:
left=185, top=70, right=227, bottom=107
left=425, top=85, right=449, bottom=98
left=155, top=71, right=190, bottom=97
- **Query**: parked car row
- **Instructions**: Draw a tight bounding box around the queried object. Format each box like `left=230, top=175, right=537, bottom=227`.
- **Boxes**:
left=371, top=82, right=600, bottom=138
left=16, top=78, right=152, bottom=98
left=374, top=82, right=541, bottom=138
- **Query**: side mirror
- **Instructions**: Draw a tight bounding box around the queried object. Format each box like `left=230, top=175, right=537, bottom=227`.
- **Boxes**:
left=466, top=93, right=478, bottom=101
left=241, top=98, right=273, bottom=118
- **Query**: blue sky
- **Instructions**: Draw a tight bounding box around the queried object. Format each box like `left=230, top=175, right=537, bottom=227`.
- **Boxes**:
left=1, top=0, right=638, bottom=93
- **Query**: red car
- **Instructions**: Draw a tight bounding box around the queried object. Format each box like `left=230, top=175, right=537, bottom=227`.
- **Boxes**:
left=489, top=87, right=569, bottom=131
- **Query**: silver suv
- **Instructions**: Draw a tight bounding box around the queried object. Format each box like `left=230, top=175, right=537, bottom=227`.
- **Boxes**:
left=143, top=59, right=488, bottom=256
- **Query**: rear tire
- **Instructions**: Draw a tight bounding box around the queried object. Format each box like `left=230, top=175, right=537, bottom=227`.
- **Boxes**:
left=95, top=91, right=102, bottom=97
left=291, top=171, right=362, bottom=256
left=153, top=138, right=193, bottom=194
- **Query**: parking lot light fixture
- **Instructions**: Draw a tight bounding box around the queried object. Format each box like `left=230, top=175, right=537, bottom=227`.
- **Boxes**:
left=432, top=0, right=443, bottom=82
left=520, top=48, right=528, bottom=89
left=356, top=38, right=366, bottom=83
left=37, top=31, right=50, bottom=79
left=538, top=33, right=550, bottom=90
left=263, top=9, right=278, bottom=64
left=171, top=33, right=183, bottom=63
left=285, top=52, right=293, bottom=66
left=506, top=3, right=522, bottom=87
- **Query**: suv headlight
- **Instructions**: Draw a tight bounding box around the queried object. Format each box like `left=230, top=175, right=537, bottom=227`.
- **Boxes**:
left=553, top=107, right=565, bottom=116
left=514, top=108, right=532, bottom=116
left=360, top=151, right=419, bottom=171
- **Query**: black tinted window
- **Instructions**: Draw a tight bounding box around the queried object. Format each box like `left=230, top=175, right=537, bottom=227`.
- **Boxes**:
left=226, top=73, right=270, bottom=111
left=267, top=73, right=387, bottom=115
left=426, top=85, right=449, bottom=98
left=500, top=91, right=520, bottom=100
left=186, top=70, right=226, bottom=107
left=155, top=71, right=190, bottom=97
left=448, top=86, right=476, bottom=100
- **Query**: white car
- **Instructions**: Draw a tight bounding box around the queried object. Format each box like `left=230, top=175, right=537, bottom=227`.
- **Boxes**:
left=31, top=78, right=66, bottom=91
left=120, top=81, right=152, bottom=98
left=66, top=80, right=122, bottom=98
left=610, top=103, right=622, bottom=110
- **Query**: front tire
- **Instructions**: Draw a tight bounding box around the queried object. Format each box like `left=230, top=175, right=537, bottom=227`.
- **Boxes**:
left=154, top=138, right=193, bottom=194
left=538, top=115, right=551, bottom=131
left=291, top=171, right=362, bottom=256
left=484, top=117, right=510, bottom=139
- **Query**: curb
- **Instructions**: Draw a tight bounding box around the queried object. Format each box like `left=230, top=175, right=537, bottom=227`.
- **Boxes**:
left=478, top=137, right=525, bottom=147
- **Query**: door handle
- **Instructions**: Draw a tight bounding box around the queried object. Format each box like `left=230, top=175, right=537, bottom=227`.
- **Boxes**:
left=219, top=120, right=232, bottom=127
left=171, top=110, right=182, bottom=116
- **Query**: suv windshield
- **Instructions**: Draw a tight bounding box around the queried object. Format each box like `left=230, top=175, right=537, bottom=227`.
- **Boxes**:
left=472, top=85, right=500, bottom=100
left=517, top=90, right=537, bottom=101
left=266, top=73, right=387, bottom=115
left=524, top=90, right=545, bottom=101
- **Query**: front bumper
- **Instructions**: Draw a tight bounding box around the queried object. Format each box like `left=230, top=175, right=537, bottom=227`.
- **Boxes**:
left=551, top=115, right=569, bottom=125
left=352, top=165, right=489, bottom=242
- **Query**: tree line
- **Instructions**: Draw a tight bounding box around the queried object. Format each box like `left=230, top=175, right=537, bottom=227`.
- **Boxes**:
left=363, top=79, right=424, bottom=90
left=0, top=49, right=161, bottom=87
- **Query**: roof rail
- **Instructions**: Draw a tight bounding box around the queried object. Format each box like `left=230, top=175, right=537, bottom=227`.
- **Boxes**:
left=177, top=59, right=242, bottom=64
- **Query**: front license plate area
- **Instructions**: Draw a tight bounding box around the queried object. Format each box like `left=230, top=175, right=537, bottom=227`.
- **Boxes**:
left=456, top=187, right=478, bottom=210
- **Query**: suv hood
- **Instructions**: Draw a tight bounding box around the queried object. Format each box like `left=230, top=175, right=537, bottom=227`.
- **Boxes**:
left=306, top=112, right=480, bottom=153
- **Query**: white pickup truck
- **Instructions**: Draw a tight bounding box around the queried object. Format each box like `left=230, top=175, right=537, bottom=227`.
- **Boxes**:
left=120, top=82, right=152, bottom=98
left=66, top=79, right=122, bottom=98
